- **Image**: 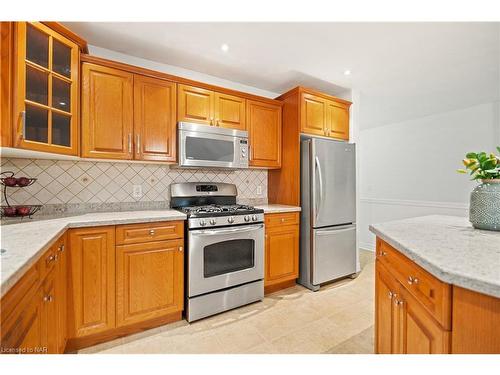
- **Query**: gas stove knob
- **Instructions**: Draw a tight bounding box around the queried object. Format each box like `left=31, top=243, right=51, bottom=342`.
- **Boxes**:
left=210, top=219, right=216, bottom=225
left=199, top=219, right=207, bottom=227
left=227, top=216, right=235, bottom=224
left=252, top=214, right=258, bottom=221
left=244, top=215, right=250, bottom=222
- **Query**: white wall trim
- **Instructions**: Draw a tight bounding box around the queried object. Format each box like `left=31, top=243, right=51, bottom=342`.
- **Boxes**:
left=360, top=197, right=468, bottom=210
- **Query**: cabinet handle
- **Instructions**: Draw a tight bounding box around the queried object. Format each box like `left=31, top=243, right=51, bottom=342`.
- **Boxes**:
left=58, top=244, right=65, bottom=252
left=407, top=276, right=419, bottom=285
left=378, top=250, right=387, bottom=257
left=46, top=254, right=57, bottom=264
left=394, top=299, right=404, bottom=307
left=216, top=119, right=220, bottom=127
left=136, top=134, right=141, bottom=155
left=43, top=295, right=53, bottom=302
left=128, top=133, right=132, bottom=153
left=388, top=291, right=393, bottom=299
left=280, top=218, right=285, bottom=223
left=20, top=111, right=26, bottom=139
left=210, top=118, right=214, bottom=126
left=149, top=229, right=155, bottom=235
left=179, top=246, right=183, bottom=252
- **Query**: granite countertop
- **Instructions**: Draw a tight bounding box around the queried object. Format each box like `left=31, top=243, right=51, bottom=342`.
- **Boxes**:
left=255, top=204, right=301, bottom=213
left=369, top=215, right=500, bottom=298
left=0, top=209, right=186, bottom=298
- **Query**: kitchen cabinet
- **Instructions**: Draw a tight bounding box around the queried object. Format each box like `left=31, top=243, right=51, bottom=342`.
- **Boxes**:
left=247, top=100, right=282, bottom=168
left=325, top=99, right=350, bottom=140
left=301, top=92, right=326, bottom=136
left=264, top=212, right=299, bottom=294
left=178, top=84, right=246, bottom=130
left=0, top=235, right=67, bottom=354
left=116, top=239, right=184, bottom=327
left=13, top=22, right=79, bottom=155
left=134, top=75, right=177, bottom=161
left=55, top=234, right=68, bottom=353
left=375, top=239, right=451, bottom=354
left=81, top=63, right=134, bottom=159
left=68, top=226, right=116, bottom=338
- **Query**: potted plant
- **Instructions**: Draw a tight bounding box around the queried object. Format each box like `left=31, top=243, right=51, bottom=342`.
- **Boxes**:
left=458, top=147, right=500, bottom=231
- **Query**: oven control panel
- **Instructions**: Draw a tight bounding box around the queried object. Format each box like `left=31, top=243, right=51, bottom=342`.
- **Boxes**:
left=189, top=213, right=264, bottom=229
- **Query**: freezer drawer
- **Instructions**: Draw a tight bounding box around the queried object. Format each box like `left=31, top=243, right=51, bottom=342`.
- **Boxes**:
left=312, top=224, right=356, bottom=285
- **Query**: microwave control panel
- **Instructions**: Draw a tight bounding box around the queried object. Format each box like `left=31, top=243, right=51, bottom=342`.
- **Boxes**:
left=239, top=139, right=249, bottom=163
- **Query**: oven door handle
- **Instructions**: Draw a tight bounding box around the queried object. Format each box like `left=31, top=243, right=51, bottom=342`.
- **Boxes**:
left=191, top=224, right=264, bottom=236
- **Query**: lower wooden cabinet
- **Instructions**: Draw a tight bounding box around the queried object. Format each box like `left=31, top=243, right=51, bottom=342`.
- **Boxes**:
left=264, top=212, right=299, bottom=293
left=68, top=226, right=116, bottom=338
left=375, top=248, right=451, bottom=354
left=0, top=235, right=67, bottom=354
left=116, top=239, right=184, bottom=327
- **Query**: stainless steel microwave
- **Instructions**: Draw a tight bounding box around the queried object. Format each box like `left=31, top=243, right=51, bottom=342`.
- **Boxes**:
left=178, top=122, right=249, bottom=169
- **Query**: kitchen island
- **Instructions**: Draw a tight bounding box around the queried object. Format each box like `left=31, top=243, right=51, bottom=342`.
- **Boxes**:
left=370, top=215, right=500, bottom=354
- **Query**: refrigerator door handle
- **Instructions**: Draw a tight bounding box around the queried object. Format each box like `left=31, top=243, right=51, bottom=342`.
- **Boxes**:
left=315, top=225, right=355, bottom=235
left=315, top=156, right=324, bottom=222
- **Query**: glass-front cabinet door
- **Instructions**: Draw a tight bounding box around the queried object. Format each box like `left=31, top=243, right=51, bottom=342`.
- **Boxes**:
left=14, top=22, right=79, bottom=155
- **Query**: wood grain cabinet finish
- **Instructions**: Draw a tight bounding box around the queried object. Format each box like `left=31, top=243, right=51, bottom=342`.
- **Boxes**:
left=81, top=63, right=134, bottom=159
left=67, top=226, right=116, bottom=338
left=326, top=100, right=350, bottom=140
left=13, top=22, right=80, bottom=155
left=116, top=221, right=184, bottom=245
left=264, top=212, right=299, bottom=293
left=177, top=84, right=214, bottom=125
left=55, top=234, right=68, bottom=353
left=300, top=92, right=327, bottom=136
left=116, top=239, right=184, bottom=327
left=134, top=75, right=177, bottom=161
left=375, top=261, right=399, bottom=354
left=247, top=100, right=282, bottom=168
left=214, top=92, right=246, bottom=130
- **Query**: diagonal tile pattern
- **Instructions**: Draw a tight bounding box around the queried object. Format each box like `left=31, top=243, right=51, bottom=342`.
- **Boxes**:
left=0, top=158, right=268, bottom=206
left=77, top=250, right=375, bottom=354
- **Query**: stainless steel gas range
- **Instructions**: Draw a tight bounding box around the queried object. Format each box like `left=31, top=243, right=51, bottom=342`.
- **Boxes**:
left=170, top=182, right=264, bottom=322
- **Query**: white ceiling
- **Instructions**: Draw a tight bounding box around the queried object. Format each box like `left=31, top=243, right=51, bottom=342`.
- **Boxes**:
left=64, top=22, right=500, bottom=129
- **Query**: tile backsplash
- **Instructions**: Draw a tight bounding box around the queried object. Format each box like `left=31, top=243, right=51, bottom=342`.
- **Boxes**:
left=0, top=158, right=268, bottom=207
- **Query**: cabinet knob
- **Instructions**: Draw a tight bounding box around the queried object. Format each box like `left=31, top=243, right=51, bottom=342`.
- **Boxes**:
left=210, top=118, right=214, bottom=125
left=216, top=119, right=220, bottom=127
left=280, top=218, right=285, bottom=223
left=58, top=244, right=65, bottom=253
left=394, top=299, right=404, bottom=307
left=149, top=229, right=155, bottom=235
left=407, top=276, right=419, bottom=285
left=43, top=295, right=53, bottom=302
left=179, top=246, right=183, bottom=252
left=46, top=254, right=57, bottom=264
left=388, top=291, right=393, bottom=299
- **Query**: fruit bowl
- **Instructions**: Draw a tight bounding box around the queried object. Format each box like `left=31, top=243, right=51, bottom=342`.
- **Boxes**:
left=1, top=205, right=42, bottom=218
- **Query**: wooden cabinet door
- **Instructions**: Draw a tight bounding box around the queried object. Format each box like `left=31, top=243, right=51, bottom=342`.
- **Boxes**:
left=134, top=75, right=176, bottom=162
left=214, top=92, right=246, bottom=130
left=116, top=239, right=184, bottom=327
left=264, top=225, right=299, bottom=287
left=326, top=100, right=349, bottom=140
left=81, top=63, right=133, bottom=159
left=177, top=84, right=214, bottom=125
left=14, top=22, right=79, bottom=155
left=375, top=261, right=399, bottom=354
left=42, top=270, right=58, bottom=354
left=68, top=227, right=115, bottom=338
left=247, top=100, right=282, bottom=168
left=55, top=235, right=67, bottom=353
left=397, top=288, right=450, bottom=354
left=300, top=93, right=326, bottom=136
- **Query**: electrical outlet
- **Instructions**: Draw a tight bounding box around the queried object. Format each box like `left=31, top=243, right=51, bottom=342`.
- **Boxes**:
left=256, top=185, right=262, bottom=196
left=132, top=185, right=143, bottom=199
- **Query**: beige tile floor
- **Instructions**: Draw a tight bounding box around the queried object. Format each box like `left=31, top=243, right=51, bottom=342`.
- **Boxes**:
left=78, top=250, right=375, bottom=354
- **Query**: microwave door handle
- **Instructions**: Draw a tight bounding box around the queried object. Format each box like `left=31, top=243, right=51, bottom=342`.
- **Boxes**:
left=192, top=224, right=264, bottom=236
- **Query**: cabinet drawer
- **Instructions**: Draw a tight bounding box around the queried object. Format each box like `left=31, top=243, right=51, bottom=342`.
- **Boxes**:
left=265, top=212, right=299, bottom=228
left=376, top=239, right=452, bottom=329
left=116, top=221, right=184, bottom=245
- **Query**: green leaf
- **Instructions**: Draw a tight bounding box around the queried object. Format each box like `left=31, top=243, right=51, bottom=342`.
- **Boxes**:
left=466, top=152, right=478, bottom=159
left=478, top=152, right=487, bottom=162
left=496, top=146, right=500, bottom=154
left=457, top=169, right=467, bottom=174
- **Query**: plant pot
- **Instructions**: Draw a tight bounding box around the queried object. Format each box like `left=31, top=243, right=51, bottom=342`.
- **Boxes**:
left=469, top=179, right=500, bottom=231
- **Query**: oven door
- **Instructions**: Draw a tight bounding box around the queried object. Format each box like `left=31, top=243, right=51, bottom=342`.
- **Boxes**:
left=179, top=126, right=248, bottom=169
left=188, top=224, right=264, bottom=297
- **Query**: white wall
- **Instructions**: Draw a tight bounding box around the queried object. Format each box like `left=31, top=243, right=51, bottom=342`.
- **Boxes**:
left=89, top=45, right=280, bottom=99
left=359, top=101, right=500, bottom=251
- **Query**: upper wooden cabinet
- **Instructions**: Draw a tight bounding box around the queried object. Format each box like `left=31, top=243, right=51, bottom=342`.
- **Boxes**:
left=13, top=22, right=80, bottom=155
left=81, top=63, right=134, bottom=160
left=300, top=89, right=351, bottom=139
left=134, top=75, right=177, bottom=162
left=178, top=84, right=246, bottom=130
left=82, top=62, right=177, bottom=162
left=247, top=100, right=282, bottom=168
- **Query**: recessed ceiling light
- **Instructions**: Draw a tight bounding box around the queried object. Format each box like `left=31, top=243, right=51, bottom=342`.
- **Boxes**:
left=343, top=69, right=351, bottom=76
left=221, top=43, right=229, bottom=52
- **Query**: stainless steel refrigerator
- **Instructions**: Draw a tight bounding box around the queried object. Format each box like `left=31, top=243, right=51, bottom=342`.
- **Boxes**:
left=299, top=136, right=358, bottom=291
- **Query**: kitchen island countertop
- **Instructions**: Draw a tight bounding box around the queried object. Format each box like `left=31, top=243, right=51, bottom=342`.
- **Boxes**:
left=369, top=215, right=500, bottom=298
